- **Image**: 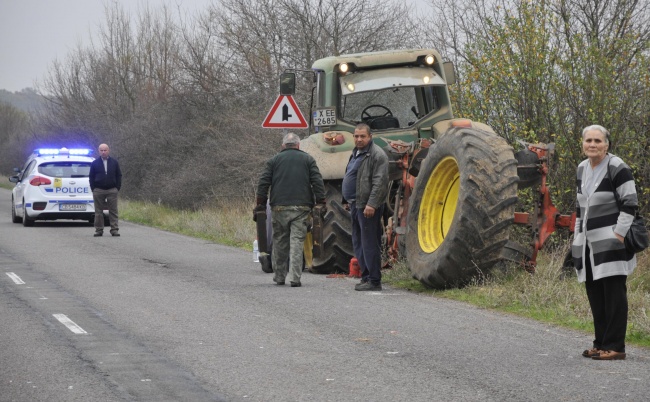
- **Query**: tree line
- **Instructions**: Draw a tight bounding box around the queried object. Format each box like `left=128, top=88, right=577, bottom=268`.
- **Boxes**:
left=1, top=0, right=648, bottom=214
left=425, top=0, right=650, bottom=212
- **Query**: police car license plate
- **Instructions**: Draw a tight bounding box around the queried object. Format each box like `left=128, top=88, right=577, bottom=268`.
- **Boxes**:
left=60, top=204, right=86, bottom=211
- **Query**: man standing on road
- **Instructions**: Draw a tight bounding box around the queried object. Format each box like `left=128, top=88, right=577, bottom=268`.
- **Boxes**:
left=89, top=143, right=122, bottom=237
left=342, top=123, right=389, bottom=291
left=256, top=133, right=326, bottom=287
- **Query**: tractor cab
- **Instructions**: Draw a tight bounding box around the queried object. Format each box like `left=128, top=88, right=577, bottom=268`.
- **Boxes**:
left=329, top=64, right=446, bottom=131
left=281, top=49, right=456, bottom=141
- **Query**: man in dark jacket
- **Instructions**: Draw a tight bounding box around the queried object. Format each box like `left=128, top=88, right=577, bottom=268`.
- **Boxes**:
left=89, top=143, right=122, bottom=237
left=256, top=133, right=326, bottom=287
left=342, top=123, right=389, bottom=291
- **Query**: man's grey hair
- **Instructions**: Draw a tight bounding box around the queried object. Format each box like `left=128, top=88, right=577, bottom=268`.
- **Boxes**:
left=282, top=132, right=300, bottom=146
left=582, top=124, right=610, bottom=144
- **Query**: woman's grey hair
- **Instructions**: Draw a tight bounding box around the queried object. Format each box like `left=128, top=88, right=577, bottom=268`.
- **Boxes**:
left=582, top=124, right=610, bottom=144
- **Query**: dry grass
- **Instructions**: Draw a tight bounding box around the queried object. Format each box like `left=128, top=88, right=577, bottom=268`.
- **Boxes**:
left=383, top=247, right=650, bottom=347
left=121, top=198, right=255, bottom=248
left=0, top=177, right=13, bottom=191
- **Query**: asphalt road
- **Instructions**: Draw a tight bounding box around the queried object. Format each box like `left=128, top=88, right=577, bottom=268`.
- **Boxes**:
left=1, top=188, right=649, bottom=402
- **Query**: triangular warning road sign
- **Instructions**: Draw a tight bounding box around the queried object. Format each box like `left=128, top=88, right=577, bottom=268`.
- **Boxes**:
left=261, top=95, right=308, bottom=129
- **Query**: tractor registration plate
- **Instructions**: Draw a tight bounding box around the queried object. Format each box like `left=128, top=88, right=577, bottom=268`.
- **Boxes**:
left=313, top=108, right=337, bottom=126
left=60, top=204, right=86, bottom=211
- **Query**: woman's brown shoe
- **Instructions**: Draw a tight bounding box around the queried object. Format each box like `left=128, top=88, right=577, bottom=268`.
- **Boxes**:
left=592, top=350, right=626, bottom=360
left=582, top=348, right=601, bottom=358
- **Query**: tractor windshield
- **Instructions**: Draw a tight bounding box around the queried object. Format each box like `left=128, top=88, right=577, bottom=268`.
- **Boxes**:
left=339, top=67, right=446, bottom=130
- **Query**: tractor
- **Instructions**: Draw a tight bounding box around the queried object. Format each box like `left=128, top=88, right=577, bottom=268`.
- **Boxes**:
left=271, top=49, right=573, bottom=289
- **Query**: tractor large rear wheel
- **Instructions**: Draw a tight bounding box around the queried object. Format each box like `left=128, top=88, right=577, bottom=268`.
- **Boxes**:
left=405, top=128, right=519, bottom=289
left=310, top=180, right=353, bottom=274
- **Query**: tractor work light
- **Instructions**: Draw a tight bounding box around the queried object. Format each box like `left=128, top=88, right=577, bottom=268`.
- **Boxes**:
left=338, top=62, right=357, bottom=74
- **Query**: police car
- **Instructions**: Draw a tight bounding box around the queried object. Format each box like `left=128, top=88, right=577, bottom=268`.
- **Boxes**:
left=9, top=148, right=102, bottom=227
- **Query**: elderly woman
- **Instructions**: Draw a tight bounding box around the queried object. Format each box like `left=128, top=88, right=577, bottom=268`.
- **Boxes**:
left=572, top=124, right=638, bottom=361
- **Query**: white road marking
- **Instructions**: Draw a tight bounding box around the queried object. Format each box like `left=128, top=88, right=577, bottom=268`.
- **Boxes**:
left=25, top=287, right=49, bottom=299
left=53, top=314, right=88, bottom=334
left=6, top=272, right=25, bottom=285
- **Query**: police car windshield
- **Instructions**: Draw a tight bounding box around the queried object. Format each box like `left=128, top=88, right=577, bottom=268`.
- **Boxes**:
left=38, top=162, right=91, bottom=178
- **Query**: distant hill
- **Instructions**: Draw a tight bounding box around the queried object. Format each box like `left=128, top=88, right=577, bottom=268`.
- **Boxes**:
left=0, top=88, right=46, bottom=113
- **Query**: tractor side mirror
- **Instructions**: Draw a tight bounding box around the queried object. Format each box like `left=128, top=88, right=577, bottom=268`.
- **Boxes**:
left=280, top=72, right=296, bottom=95
left=443, top=62, right=456, bottom=86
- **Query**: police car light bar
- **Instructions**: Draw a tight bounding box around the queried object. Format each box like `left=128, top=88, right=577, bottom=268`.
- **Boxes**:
left=35, top=148, right=61, bottom=155
left=34, top=148, right=92, bottom=156
left=68, top=148, right=92, bottom=155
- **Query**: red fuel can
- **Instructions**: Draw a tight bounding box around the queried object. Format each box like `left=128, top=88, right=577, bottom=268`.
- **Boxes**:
left=349, top=257, right=361, bottom=278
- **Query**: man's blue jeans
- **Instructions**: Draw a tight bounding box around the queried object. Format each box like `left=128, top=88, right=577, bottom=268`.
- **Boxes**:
left=350, top=202, right=384, bottom=285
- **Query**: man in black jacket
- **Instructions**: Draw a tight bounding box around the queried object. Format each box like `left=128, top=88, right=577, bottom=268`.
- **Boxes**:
left=256, top=133, right=326, bottom=287
left=89, top=143, right=122, bottom=237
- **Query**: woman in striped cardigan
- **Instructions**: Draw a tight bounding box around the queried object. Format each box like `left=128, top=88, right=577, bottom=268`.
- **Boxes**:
left=572, top=124, right=638, bottom=361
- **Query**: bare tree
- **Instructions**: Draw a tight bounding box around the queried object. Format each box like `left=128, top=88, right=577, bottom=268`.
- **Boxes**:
left=0, top=102, right=31, bottom=173
left=29, top=0, right=432, bottom=209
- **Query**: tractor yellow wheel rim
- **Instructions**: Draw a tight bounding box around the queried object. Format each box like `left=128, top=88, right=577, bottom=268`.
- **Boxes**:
left=418, top=157, right=460, bottom=253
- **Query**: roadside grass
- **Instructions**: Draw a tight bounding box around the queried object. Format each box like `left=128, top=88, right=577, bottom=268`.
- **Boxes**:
left=0, top=177, right=13, bottom=191
left=383, top=250, right=650, bottom=348
left=2, top=180, right=648, bottom=350
left=120, top=198, right=254, bottom=249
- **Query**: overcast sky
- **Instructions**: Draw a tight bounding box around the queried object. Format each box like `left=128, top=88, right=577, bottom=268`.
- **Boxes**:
left=0, top=0, right=427, bottom=93
left=0, top=0, right=215, bottom=92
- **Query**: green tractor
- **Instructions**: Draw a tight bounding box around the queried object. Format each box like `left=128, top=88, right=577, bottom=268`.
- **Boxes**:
left=279, top=49, right=569, bottom=289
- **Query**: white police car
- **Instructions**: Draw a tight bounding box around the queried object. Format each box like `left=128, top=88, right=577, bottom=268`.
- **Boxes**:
left=9, top=148, right=101, bottom=227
